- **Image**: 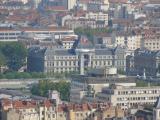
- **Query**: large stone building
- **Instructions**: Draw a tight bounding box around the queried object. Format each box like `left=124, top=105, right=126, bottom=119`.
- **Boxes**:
left=27, top=36, right=126, bottom=74
left=126, top=48, right=160, bottom=77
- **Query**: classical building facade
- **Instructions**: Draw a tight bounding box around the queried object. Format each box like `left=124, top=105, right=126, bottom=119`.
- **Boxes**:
left=27, top=37, right=126, bottom=74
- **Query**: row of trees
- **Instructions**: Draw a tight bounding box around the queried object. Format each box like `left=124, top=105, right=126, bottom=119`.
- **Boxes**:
left=136, top=80, right=160, bottom=87
left=46, top=71, right=79, bottom=78
left=0, top=42, right=27, bottom=71
left=31, top=80, right=70, bottom=101
left=0, top=72, right=46, bottom=79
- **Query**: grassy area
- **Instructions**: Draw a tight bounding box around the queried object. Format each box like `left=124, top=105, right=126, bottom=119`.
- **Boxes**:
left=0, top=72, right=46, bottom=79
left=0, top=71, right=79, bottom=79
left=136, top=80, right=160, bottom=87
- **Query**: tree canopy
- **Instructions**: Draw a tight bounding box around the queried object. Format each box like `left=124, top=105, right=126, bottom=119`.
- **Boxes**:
left=0, top=52, right=6, bottom=67
left=0, top=42, right=27, bottom=71
left=31, top=80, right=70, bottom=101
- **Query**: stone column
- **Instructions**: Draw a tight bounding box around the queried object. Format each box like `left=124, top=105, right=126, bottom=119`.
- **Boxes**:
left=88, top=54, right=92, bottom=68
left=80, top=53, right=84, bottom=75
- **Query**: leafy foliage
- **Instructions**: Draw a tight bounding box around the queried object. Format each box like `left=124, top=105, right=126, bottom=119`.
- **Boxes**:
left=0, top=52, right=6, bottom=67
left=0, top=72, right=46, bottom=79
left=136, top=80, right=160, bottom=87
left=0, top=42, right=27, bottom=71
left=31, top=80, right=70, bottom=101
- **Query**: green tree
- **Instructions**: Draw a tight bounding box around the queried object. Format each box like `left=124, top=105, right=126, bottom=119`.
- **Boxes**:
left=31, top=80, right=70, bottom=101
left=1, top=42, right=27, bottom=71
left=0, top=52, right=6, bottom=68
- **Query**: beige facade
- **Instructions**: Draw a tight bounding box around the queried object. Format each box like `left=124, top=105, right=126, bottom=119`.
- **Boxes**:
left=114, top=34, right=142, bottom=51
left=1, top=100, right=57, bottom=120
left=101, top=107, right=124, bottom=119
left=85, top=12, right=108, bottom=24
left=96, top=85, right=160, bottom=109
left=1, top=99, right=125, bottom=120
left=70, top=74, right=136, bottom=103
left=143, top=36, right=160, bottom=51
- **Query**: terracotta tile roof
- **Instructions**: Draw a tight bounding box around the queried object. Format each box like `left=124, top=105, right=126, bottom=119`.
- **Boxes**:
left=13, top=100, right=36, bottom=109
left=109, top=0, right=128, bottom=4
left=112, top=19, right=133, bottom=25
left=1, top=99, right=38, bottom=110
left=149, top=0, right=160, bottom=4
left=1, top=98, right=12, bottom=107
left=61, top=37, right=77, bottom=41
left=74, top=10, right=87, bottom=17
left=94, top=33, right=112, bottom=37
left=78, top=0, right=92, bottom=4
left=45, top=6, right=68, bottom=11
left=20, top=27, right=71, bottom=32
left=57, top=104, right=68, bottom=112
left=1, top=99, right=113, bottom=113
left=0, top=28, right=19, bottom=32
left=6, top=10, right=39, bottom=22
left=42, top=100, right=52, bottom=108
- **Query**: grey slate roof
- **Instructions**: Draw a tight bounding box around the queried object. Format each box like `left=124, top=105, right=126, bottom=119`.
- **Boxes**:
left=45, top=48, right=76, bottom=56
left=95, top=48, right=113, bottom=55
left=72, top=75, right=136, bottom=84
left=155, top=97, right=160, bottom=109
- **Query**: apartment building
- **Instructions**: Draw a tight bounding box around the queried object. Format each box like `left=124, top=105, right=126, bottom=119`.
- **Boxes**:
left=113, top=32, right=142, bottom=51
left=93, top=33, right=113, bottom=47
left=96, top=85, right=160, bottom=110
left=61, top=37, right=77, bottom=49
left=0, top=1, right=31, bottom=10
left=21, top=27, right=78, bottom=40
left=1, top=99, right=56, bottom=120
left=0, top=99, right=124, bottom=120
left=61, top=11, right=108, bottom=29
left=0, top=29, right=21, bottom=42
left=64, top=18, right=107, bottom=29
left=87, top=1, right=109, bottom=12
left=85, top=12, right=109, bottom=24
left=96, top=106, right=124, bottom=119
left=142, top=35, right=160, bottom=51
